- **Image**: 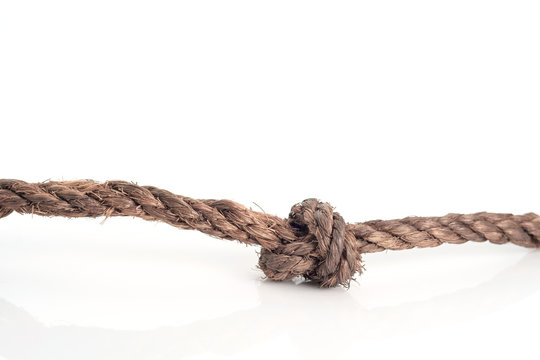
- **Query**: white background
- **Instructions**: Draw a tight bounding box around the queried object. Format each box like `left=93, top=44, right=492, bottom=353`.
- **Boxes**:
left=1, top=1, right=539, bottom=359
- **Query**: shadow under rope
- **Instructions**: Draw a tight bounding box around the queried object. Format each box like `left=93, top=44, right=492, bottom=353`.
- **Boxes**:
left=1, top=250, right=539, bottom=360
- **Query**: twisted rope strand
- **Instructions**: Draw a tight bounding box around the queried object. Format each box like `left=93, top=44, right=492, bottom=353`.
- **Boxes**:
left=1, top=179, right=539, bottom=287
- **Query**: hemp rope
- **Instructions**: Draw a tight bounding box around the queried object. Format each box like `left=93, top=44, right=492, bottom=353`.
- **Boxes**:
left=1, top=179, right=539, bottom=287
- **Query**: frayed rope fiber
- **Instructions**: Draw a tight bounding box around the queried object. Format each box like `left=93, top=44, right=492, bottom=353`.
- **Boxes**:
left=1, top=179, right=540, bottom=287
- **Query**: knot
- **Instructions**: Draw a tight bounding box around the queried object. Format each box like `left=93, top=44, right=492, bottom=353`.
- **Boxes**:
left=258, top=198, right=362, bottom=287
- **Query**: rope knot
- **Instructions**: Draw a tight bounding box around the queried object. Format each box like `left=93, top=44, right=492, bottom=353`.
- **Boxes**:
left=258, top=198, right=362, bottom=287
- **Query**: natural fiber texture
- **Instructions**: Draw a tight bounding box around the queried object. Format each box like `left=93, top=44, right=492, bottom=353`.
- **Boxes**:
left=1, top=179, right=539, bottom=287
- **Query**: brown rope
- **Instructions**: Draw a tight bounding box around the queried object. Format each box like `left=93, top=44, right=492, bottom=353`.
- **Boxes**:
left=1, top=179, right=539, bottom=287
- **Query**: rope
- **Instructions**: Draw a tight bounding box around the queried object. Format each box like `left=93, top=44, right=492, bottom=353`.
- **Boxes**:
left=1, top=179, right=539, bottom=287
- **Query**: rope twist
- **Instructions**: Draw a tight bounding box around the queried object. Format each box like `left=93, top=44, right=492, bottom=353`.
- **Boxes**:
left=258, top=199, right=361, bottom=287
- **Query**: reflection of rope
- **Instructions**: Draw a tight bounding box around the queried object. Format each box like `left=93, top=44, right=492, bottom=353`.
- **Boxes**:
left=1, top=179, right=539, bottom=287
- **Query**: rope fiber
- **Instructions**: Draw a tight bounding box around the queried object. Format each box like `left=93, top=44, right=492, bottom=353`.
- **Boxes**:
left=1, top=179, right=539, bottom=287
